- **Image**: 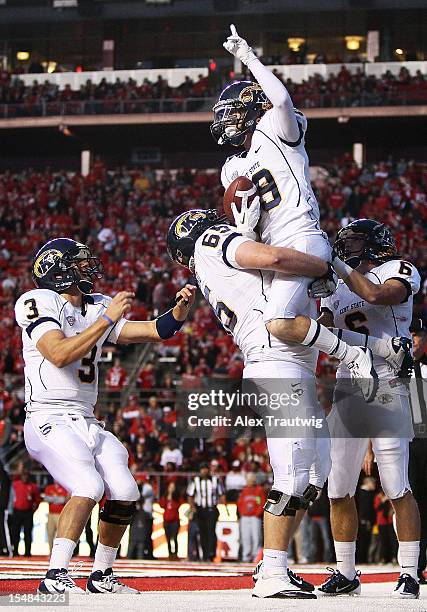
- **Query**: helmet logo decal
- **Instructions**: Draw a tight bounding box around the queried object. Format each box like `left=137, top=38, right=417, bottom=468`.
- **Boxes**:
left=33, top=249, right=62, bottom=279
left=239, top=84, right=261, bottom=104
left=175, top=211, right=207, bottom=238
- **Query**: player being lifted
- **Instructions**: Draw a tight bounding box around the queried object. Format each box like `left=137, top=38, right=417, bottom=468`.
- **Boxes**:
left=15, top=238, right=195, bottom=594
left=311, top=220, right=420, bottom=599
left=167, top=210, right=412, bottom=599
left=212, top=25, right=389, bottom=403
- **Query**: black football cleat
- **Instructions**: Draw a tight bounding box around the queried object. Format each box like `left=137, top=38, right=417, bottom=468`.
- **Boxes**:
left=86, top=567, right=139, bottom=594
left=317, top=568, right=361, bottom=596
left=392, top=573, right=420, bottom=599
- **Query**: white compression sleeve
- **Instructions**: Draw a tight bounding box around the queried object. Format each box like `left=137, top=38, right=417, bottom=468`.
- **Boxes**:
left=246, top=58, right=300, bottom=142
left=331, top=328, right=390, bottom=359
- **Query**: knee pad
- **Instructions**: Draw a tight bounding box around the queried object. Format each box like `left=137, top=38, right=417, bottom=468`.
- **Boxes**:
left=264, top=484, right=320, bottom=517
left=300, top=484, right=320, bottom=510
left=99, top=500, right=137, bottom=526
left=264, top=489, right=302, bottom=517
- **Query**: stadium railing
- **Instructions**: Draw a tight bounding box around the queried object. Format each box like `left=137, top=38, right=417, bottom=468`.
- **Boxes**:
left=1, top=89, right=427, bottom=119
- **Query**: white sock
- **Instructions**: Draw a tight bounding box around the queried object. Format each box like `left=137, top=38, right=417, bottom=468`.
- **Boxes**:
left=331, top=328, right=390, bottom=359
left=49, top=538, right=76, bottom=571
left=301, top=319, right=357, bottom=363
left=398, top=541, right=419, bottom=580
left=263, top=548, right=288, bottom=576
left=92, top=542, right=119, bottom=574
left=334, top=541, right=356, bottom=580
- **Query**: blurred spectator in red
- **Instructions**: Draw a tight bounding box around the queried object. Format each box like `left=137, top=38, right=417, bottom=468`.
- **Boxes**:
left=10, top=466, right=40, bottom=556
left=159, top=482, right=182, bottom=559
left=105, top=357, right=128, bottom=395
left=137, top=362, right=156, bottom=389
left=43, top=481, right=68, bottom=553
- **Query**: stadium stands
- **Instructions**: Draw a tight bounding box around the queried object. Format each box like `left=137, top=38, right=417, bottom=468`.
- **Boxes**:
left=0, top=157, right=426, bottom=477
left=0, top=66, right=426, bottom=118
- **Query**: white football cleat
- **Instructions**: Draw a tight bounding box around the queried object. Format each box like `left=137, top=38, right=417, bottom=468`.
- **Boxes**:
left=86, top=568, right=140, bottom=594
left=252, top=568, right=316, bottom=599
left=253, top=560, right=315, bottom=592
left=346, top=347, right=379, bottom=403
left=38, top=568, right=85, bottom=594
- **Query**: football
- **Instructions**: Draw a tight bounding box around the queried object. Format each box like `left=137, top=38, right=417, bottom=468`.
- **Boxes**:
left=223, top=176, right=258, bottom=224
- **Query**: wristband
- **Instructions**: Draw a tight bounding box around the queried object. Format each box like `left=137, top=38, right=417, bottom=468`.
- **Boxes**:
left=332, top=256, right=353, bottom=280
left=102, top=314, right=115, bottom=327
left=156, top=309, right=184, bottom=340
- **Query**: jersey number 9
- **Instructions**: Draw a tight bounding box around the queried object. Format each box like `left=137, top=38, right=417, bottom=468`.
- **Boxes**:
left=252, top=168, right=281, bottom=211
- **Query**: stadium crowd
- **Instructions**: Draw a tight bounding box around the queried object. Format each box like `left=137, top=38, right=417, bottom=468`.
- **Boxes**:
left=0, top=66, right=426, bottom=116
left=0, top=157, right=426, bottom=559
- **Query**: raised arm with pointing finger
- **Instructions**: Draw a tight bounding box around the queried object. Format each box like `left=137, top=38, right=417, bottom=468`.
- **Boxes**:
left=223, top=24, right=302, bottom=144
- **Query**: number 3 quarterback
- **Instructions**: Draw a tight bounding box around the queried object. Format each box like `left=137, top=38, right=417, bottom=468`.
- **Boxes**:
left=15, top=237, right=195, bottom=595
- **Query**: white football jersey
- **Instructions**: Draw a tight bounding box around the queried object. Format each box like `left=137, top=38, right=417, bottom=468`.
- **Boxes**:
left=221, top=108, right=322, bottom=247
left=321, top=259, right=420, bottom=379
left=15, top=289, right=127, bottom=416
left=194, top=224, right=317, bottom=370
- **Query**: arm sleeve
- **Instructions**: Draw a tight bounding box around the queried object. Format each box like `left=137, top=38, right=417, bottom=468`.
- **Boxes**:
left=100, top=295, right=128, bottom=344
left=15, top=292, right=62, bottom=346
left=248, top=58, right=300, bottom=142
left=105, top=317, right=128, bottom=344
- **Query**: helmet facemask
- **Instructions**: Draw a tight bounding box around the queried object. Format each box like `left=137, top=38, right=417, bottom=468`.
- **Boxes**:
left=335, top=230, right=366, bottom=268
left=62, top=245, right=104, bottom=294
left=211, top=81, right=272, bottom=147
left=211, top=100, right=252, bottom=146
left=335, top=223, right=397, bottom=268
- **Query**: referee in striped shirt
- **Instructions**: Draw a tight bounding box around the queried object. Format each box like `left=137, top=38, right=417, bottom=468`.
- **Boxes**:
left=187, top=462, right=225, bottom=561
left=408, top=317, right=427, bottom=582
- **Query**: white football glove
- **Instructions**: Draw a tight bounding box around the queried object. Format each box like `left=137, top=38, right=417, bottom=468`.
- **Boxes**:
left=223, top=24, right=257, bottom=67
left=231, top=193, right=261, bottom=240
left=308, top=263, right=338, bottom=299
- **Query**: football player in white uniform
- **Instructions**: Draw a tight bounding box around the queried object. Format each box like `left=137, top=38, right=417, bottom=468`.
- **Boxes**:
left=15, top=238, right=195, bottom=594
left=312, top=220, right=420, bottom=599
left=166, top=211, right=412, bottom=599
left=213, top=25, right=378, bottom=403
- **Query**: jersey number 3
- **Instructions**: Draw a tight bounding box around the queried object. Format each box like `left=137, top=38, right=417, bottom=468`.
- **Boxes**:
left=78, top=346, right=97, bottom=383
left=24, top=298, right=39, bottom=320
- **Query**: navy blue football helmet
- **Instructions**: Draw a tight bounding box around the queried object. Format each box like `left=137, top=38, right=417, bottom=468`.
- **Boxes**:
left=32, top=238, right=103, bottom=294
left=334, top=219, right=398, bottom=267
left=211, top=81, right=272, bottom=146
left=167, top=209, right=227, bottom=271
